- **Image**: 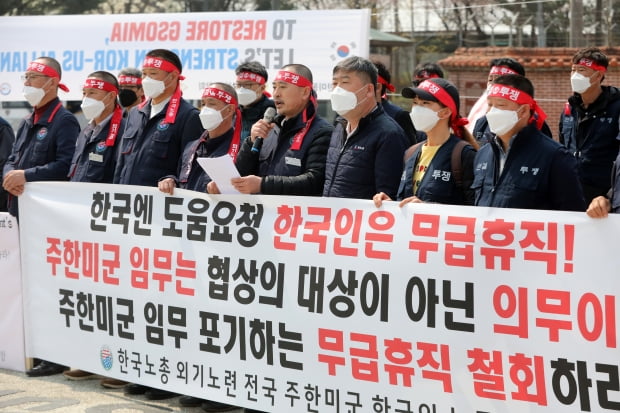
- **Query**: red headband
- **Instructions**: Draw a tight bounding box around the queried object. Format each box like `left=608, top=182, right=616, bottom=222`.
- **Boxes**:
left=237, top=72, right=266, bottom=85
left=142, top=57, right=185, bottom=80
left=488, top=84, right=547, bottom=129
left=489, top=65, right=519, bottom=76
left=26, top=61, right=69, bottom=92
left=118, top=75, right=141, bottom=86
left=201, top=87, right=242, bottom=160
left=139, top=57, right=184, bottom=123
left=377, top=75, right=395, bottom=93
left=576, top=58, right=607, bottom=73
left=202, top=87, right=238, bottom=106
left=418, top=80, right=468, bottom=136
left=275, top=70, right=313, bottom=88
left=83, top=78, right=118, bottom=93
left=415, top=71, right=440, bottom=80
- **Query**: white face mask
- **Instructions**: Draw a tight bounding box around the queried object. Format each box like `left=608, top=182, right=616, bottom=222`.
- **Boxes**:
left=141, top=75, right=166, bottom=99
left=23, top=85, right=46, bottom=107
left=330, top=86, right=365, bottom=116
left=236, top=87, right=258, bottom=106
left=81, top=96, right=106, bottom=121
left=486, top=107, right=520, bottom=136
left=199, top=106, right=226, bottom=131
left=409, top=105, right=440, bottom=132
left=571, top=72, right=592, bottom=94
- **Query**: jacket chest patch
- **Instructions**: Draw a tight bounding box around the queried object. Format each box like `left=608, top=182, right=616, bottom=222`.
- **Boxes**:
left=157, top=120, right=170, bottom=131
left=95, top=142, right=107, bottom=153
left=36, top=127, right=48, bottom=140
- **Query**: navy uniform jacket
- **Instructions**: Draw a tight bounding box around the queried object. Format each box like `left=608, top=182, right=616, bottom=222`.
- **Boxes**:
left=174, top=128, right=235, bottom=192
left=69, top=112, right=125, bottom=183
left=236, top=101, right=332, bottom=196
left=0, top=117, right=15, bottom=212
left=113, top=97, right=203, bottom=187
left=397, top=135, right=476, bottom=205
left=3, top=98, right=79, bottom=216
left=559, top=85, right=620, bottom=202
left=472, top=124, right=585, bottom=211
left=323, top=105, right=408, bottom=200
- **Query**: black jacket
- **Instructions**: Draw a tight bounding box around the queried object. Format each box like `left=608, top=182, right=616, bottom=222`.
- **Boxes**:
left=235, top=101, right=332, bottom=196
left=175, top=128, right=235, bottom=192
left=240, top=94, right=275, bottom=143
left=323, top=105, right=408, bottom=199
left=398, top=135, right=476, bottom=205
left=559, top=85, right=620, bottom=201
left=4, top=98, right=79, bottom=216
left=69, top=112, right=125, bottom=184
left=473, top=124, right=585, bottom=211
left=114, top=97, right=203, bottom=187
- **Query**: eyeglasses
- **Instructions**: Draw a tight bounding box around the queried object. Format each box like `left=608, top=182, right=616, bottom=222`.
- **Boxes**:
left=21, top=74, right=49, bottom=82
left=234, top=82, right=259, bottom=89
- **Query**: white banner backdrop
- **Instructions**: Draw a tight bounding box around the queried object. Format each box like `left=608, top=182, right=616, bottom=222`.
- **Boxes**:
left=0, top=212, right=26, bottom=372
left=0, top=10, right=370, bottom=101
left=19, top=182, right=620, bottom=412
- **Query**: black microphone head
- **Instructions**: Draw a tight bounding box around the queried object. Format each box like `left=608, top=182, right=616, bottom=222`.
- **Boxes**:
left=263, top=107, right=277, bottom=123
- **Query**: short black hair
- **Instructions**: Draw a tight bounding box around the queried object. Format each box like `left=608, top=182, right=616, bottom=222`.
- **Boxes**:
left=119, top=67, right=141, bottom=78
left=333, top=56, right=378, bottom=91
left=146, top=49, right=182, bottom=73
left=492, top=74, right=534, bottom=97
left=235, top=61, right=269, bottom=81
left=413, top=62, right=444, bottom=79
left=372, top=60, right=391, bottom=95
left=489, top=58, right=525, bottom=76
left=87, top=71, right=119, bottom=90
left=573, top=47, right=608, bottom=68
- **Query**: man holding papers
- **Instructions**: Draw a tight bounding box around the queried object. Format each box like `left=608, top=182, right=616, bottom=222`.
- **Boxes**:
left=158, top=82, right=242, bottom=194
left=208, top=64, right=332, bottom=196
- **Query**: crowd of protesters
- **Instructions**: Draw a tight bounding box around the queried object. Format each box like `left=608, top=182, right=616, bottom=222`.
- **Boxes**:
left=2, top=46, right=619, bottom=413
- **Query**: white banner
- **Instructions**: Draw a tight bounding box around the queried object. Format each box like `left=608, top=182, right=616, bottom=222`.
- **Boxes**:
left=19, top=182, right=620, bottom=412
left=0, top=10, right=370, bottom=101
left=0, top=212, right=26, bottom=372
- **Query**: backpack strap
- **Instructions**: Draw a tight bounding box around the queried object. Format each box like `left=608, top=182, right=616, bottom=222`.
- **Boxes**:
left=451, top=139, right=468, bottom=189
left=404, top=142, right=424, bottom=163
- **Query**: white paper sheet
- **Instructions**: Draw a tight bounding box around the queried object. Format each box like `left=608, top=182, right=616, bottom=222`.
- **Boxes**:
left=197, top=156, right=241, bottom=194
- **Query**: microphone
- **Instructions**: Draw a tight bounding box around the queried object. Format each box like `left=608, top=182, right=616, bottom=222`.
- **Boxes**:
left=251, top=107, right=277, bottom=153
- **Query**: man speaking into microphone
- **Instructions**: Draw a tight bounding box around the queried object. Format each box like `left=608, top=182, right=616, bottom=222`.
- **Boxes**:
left=208, top=64, right=332, bottom=196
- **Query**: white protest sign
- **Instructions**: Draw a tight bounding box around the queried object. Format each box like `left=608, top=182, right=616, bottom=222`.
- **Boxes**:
left=19, top=182, right=620, bottom=412
left=0, top=10, right=370, bottom=101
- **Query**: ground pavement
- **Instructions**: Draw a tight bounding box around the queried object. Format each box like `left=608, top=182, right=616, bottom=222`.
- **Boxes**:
left=0, top=368, right=247, bottom=413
